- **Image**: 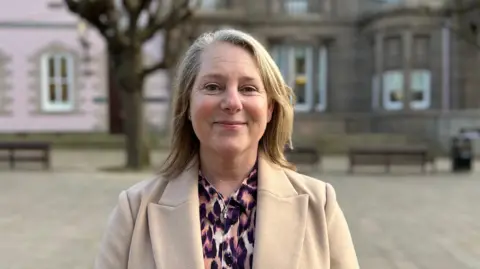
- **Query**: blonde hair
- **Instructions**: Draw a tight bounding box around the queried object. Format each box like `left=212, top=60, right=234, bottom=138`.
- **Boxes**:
left=159, top=29, right=295, bottom=179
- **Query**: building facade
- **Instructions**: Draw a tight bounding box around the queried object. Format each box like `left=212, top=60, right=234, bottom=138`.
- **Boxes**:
left=0, top=0, right=170, bottom=134
left=195, top=0, right=480, bottom=153
left=1, top=0, right=478, bottom=153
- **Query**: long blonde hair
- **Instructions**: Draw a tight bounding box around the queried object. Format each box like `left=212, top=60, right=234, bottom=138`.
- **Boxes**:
left=159, top=29, right=296, bottom=179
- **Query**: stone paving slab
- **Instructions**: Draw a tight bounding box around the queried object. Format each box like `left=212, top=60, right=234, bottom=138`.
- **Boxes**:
left=0, top=150, right=479, bottom=269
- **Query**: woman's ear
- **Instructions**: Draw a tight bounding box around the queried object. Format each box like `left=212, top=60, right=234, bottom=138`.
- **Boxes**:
left=267, top=101, right=273, bottom=123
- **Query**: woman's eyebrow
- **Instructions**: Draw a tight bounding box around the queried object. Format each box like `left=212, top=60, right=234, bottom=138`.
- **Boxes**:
left=199, top=73, right=260, bottom=83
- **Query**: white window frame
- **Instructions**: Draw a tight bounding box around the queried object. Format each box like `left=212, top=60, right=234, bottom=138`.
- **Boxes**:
left=382, top=70, right=404, bottom=110
left=315, top=46, right=328, bottom=112
left=372, top=75, right=380, bottom=110
left=200, top=0, right=218, bottom=10
left=288, top=46, right=314, bottom=112
left=410, top=69, right=431, bottom=110
left=284, top=0, right=308, bottom=14
left=40, top=53, right=75, bottom=112
left=383, top=0, right=403, bottom=4
left=271, top=44, right=329, bottom=112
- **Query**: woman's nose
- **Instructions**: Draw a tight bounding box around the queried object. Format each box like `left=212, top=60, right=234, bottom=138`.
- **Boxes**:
left=220, top=87, right=243, bottom=113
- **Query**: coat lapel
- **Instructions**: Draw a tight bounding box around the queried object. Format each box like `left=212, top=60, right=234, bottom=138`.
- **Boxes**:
left=147, top=160, right=204, bottom=269
left=252, top=155, right=309, bottom=269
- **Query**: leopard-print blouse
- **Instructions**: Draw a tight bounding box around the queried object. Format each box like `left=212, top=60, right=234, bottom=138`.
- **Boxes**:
left=198, top=165, right=258, bottom=269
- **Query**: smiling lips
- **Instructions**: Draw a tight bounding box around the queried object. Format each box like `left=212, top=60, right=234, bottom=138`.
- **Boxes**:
left=214, top=121, right=246, bottom=129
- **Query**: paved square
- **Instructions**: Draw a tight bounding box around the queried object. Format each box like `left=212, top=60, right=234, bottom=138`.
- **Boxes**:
left=0, top=150, right=479, bottom=269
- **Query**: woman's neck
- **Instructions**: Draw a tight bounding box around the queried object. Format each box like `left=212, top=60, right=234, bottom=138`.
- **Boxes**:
left=199, top=147, right=258, bottom=187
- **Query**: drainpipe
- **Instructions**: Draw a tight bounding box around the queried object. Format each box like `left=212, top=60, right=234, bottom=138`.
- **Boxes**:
left=442, top=19, right=451, bottom=112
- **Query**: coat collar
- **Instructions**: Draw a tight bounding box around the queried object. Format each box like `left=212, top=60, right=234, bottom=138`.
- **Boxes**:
left=147, top=153, right=308, bottom=269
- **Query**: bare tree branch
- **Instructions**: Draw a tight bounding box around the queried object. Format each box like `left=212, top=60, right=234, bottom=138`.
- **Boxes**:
left=122, top=0, right=135, bottom=13
left=448, top=0, right=480, bottom=48
left=142, top=60, right=167, bottom=78
left=452, top=26, right=480, bottom=48
left=443, top=0, right=480, bottom=16
left=140, top=0, right=193, bottom=42
left=139, top=0, right=154, bottom=14
left=65, top=0, right=197, bottom=76
left=141, top=22, right=198, bottom=78
left=64, top=0, right=130, bottom=49
left=64, top=0, right=109, bottom=36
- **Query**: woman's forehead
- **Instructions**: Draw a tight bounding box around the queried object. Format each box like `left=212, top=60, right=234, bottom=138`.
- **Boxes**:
left=196, top=43, right=260, bottom=77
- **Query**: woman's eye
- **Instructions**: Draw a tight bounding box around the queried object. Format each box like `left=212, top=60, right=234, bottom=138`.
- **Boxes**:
left=204, top=84, right=220, bottom=91
left=241, top=86, right=257, bottom=93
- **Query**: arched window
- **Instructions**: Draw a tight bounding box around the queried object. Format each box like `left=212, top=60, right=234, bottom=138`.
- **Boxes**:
left=40, top=53, right=75, bottom=112
left=376, top=34, right=431, bottom=111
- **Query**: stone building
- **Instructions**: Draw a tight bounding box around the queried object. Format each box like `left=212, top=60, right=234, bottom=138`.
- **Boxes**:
left=194, top=0, right=480, bottom=154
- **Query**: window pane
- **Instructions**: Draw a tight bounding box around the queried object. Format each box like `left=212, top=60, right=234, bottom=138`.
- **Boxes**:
left=60, top=57, right=68, bottom=78
left=384, top=37, right=402, bottom=69
left=410, top=70, right=431, bottom=109
left=294, top=77, right=306, bottom=103
left=48, top=57, right=55, bottom=78
left=284, top=0, right=308, bottom=14
left=201, top=0, right=216, bottom=10
left=390, top=91, right=403, bottom=102
left=272, top=44, right=313, bottom=108
left=411, top=70, right=427, bottom=99
left=382, top=70, right=404, bottom=110
left=384, top=72, right=403, bottom=101
left=49, top=83, right=56, bottom=102
left=412, top=91, right=424, bottom=101
left=294, top=48, right=306, bottom=74
left=61, top=83, right=69, bottom=102
left=271, top=45, right=289, bottom=81
left=413, top=36, right=429, bottom=67
left=317, top=47, right=328, bottom=111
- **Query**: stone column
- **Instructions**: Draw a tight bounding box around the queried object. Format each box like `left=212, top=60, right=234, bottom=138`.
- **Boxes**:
left=374, top=32, right=384, bottom=110
left=322, top=0, right=331, bottom=13
left=307, top=0, right=318, bottom=13
left=403, top=30, right=412, bottom=111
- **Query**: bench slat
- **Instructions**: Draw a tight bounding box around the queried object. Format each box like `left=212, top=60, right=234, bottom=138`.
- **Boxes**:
left=0, top=141, right=51, bottom=170
left=348, top=146, right=435, bottom=173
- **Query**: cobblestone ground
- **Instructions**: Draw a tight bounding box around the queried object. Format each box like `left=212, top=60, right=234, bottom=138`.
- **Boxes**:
left=0, top=150, right=479, bottom=269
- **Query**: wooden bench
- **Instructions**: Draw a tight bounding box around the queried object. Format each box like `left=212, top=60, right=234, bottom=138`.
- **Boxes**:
left=284, top=146, right=322, bottom=169
left=0, top=141, right=51, bottom=169
left=348, top=146, right=435, bottom=173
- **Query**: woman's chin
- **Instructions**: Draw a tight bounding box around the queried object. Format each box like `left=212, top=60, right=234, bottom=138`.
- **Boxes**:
left=214, top=145, right=243, bottom=156
left=211, top=141, right=246, bottom=155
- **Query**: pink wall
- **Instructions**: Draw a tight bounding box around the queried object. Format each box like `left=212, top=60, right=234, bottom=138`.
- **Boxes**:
left=0, top=0, right=170, bottom=133
left=0, top=0, right=76, bottom=23
left=0, top=27, right=107, bottom=133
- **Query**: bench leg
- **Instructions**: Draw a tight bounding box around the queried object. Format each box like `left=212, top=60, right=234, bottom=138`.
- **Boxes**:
left=385, top=160, right=391, bottom=173
left=348, top=156, right=354, bottom=174
left=9, top=149, right=14, bottom=169
left=43, top=150, right=51, bottom=170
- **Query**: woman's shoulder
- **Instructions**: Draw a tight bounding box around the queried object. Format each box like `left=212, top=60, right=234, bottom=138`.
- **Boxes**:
left=116, top=176, right=170, bottom=216
left=282, top=168, right=338, bottom=205
left=124, top=175, right=170, bottom=199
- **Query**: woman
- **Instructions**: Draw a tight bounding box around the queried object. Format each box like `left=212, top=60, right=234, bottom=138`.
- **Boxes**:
left=94, top=29, right=359, bottom=269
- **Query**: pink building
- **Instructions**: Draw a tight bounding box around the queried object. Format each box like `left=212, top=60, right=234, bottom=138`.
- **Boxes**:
left=0, top=0, right=169, bottom=134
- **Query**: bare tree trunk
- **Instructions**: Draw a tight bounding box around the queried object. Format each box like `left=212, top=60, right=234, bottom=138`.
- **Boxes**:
left=121, top=88, right=150, bottom=168
left=114, top=47, right=151, bottom=169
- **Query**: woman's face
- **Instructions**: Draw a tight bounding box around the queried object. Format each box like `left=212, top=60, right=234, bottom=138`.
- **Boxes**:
left=190, top=42, right=273, bottom=157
